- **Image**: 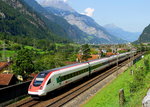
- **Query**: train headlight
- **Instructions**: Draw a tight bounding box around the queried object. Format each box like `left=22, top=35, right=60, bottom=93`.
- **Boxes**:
left=39, top=86, right=43, bottom=90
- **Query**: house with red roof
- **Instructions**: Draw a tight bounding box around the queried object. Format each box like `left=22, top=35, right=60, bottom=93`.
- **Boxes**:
left=0, top=73, right=17, bottom=88
left=106, top=52, right=116, bottom=57
left=77, top=54, right=100, bottom=62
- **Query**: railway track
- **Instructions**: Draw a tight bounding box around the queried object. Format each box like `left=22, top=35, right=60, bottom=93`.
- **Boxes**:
left=45, top=58, right=130, bottom=107
left=7, top=53, right=142, bottom=107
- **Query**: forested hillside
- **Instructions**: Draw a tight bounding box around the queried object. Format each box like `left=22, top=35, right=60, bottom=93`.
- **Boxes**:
left=23, top=0, right=94, bottom=44
left=24, top=0, right=127, bottom=44
left=0, top=0, right=70, bottom=49
left=137, top=24, right=150, bottom=43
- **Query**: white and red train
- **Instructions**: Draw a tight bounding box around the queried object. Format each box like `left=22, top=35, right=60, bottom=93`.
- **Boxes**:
left=28, top=51, right=135, bottom=97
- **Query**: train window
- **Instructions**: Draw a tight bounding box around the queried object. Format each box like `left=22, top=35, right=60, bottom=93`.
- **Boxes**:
left=62, top=76, right=64, bottom=81
left=78, top=71, right=80, bottom=74
left=56, top=68, right=90, bottom=83
left=79, top=70, right=81, bottom=74
left=33, top=79, right=43, bottom=86
left=64, top=75, right=68, bottom=80
left=67, top=75, right=70, bottom=79
left=75, top=72, right=78, bottom=76
left=37, top=73, right=48, bottom=78
left=57, top=76, right=62, bottom=83
left=68, top=74, right=71, bottom=78
left=71, top=73, right=74, bottom=77
left=73, top=73, right=75, bottom=76
left=47, top=79, right=51, bottom=85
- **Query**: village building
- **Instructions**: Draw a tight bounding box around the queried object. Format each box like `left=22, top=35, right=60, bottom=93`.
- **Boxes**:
left=77, top=54, right=100, bottom=62
left=0, top=73, right=17, bottom=88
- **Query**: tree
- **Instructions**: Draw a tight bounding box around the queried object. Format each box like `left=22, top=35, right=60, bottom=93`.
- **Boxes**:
left=0, top=53, right=2, bottom=60
left=11, top=44, right=21, bottom=51
left=80, top=44, right=92, bottom=61
left=12, top=48, right=35, bottom=78
left=34, top=54, right=66, bottom=72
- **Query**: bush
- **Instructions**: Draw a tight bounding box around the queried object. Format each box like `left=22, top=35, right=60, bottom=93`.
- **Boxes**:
left=144, top=59, right=149, bottom=71
left=129, top=68, right=145, bottom=93
left=129, top=55, right=150, bottom=95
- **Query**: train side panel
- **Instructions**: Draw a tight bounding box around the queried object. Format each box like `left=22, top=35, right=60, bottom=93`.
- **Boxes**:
left=28, top=51, right=136, bottom=97
left=45, top=63, right=90, bottom=94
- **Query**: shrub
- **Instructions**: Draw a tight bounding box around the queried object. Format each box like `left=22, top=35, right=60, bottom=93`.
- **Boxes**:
left=129, top=68, right=145, bottom=93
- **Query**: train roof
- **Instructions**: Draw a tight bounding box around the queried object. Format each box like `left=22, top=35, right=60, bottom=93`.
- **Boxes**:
left=87, top=57, right=108, bottom=63
left=87, top=52, right=130, bottom=63
left=40, top=62, right=88, bottom=74
left=38, top=52, right=134, bottom=75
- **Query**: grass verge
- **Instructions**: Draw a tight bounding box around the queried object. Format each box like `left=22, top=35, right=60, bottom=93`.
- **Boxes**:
left=84, top=54, right=150, bottom=107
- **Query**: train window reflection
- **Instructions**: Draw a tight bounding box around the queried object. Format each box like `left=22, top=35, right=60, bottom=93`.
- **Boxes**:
left=33, top=80, right=43, bottom=86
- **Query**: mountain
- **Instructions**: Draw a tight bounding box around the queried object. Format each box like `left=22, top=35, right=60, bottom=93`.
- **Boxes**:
left=35, top=0, right=126, bottom=44
left=0, top=0, right=70, bottom=45
left=23, top=0, right=94, bottom=44
left=136, top=24, right=150, bottom=43
left=0, top=0, right=126, bottom=44
left=104, top=24, right=141, bottom=42
left=41, top=0, right=75, bottom=12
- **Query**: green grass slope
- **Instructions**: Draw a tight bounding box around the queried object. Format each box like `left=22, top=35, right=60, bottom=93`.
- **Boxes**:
left=84, top=53, right=150, bottom=107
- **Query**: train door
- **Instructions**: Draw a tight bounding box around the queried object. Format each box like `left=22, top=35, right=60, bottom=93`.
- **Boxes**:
left=45, top=78, right=52, bottom=93
left=46, top=75, right=56, bottom=92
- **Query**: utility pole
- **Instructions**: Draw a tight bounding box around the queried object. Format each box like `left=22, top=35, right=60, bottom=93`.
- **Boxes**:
left=117, top=52, right=119, bottom=72
left=119, top=89, right=126, bottom=106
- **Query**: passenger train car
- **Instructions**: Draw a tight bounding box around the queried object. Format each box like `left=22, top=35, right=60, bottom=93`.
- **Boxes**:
left=28, top=51, right=135, bottom=97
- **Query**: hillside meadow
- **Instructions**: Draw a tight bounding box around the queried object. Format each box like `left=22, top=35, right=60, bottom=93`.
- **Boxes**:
left=84, top=52, right=150, bottom=107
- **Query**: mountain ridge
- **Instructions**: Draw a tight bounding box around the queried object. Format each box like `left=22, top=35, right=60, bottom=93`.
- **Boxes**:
left=136, top=24, right=150, bottom=43
left=104, top=24, right=141, bottom=42
left=1, top=0, right=127, bottom=44
left=38, top=0, right=126, bottom=44
left=24, top=0, right=100, bottom=44
left=0, top=0, right=70, bottom=46
left=39, top=0, right=75, bottom=12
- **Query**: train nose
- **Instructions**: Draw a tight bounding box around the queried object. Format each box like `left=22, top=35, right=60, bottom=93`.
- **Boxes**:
left=28, top=85, right=46, bottom=96
left=28, top=90, right=47, bottom=96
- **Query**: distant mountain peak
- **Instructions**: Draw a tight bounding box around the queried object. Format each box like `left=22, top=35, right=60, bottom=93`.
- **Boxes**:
left=34, top=0, right=126, bottom=44
left=38, top=0, right=75, bottom=12
left=104, top=24, right=141, bottom=42
left=104, top=24, right=117, bottom=28
left=104, top=24, right=123, bottom=30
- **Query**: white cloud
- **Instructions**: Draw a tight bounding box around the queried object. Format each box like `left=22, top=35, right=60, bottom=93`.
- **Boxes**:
left=82, top=8, right=95, bottom=17
left=63, top=0, right=68, bottom=2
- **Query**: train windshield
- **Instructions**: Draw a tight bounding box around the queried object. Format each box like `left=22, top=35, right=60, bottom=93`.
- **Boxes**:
left=33, top=73, right=48, bottom=86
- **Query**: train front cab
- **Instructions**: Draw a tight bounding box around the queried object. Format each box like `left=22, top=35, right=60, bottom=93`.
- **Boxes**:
left=28, top=72, right=50, bottom=97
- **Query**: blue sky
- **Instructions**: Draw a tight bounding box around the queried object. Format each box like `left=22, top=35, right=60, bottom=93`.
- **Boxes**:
left=36, top=0, right=150, bottom=32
